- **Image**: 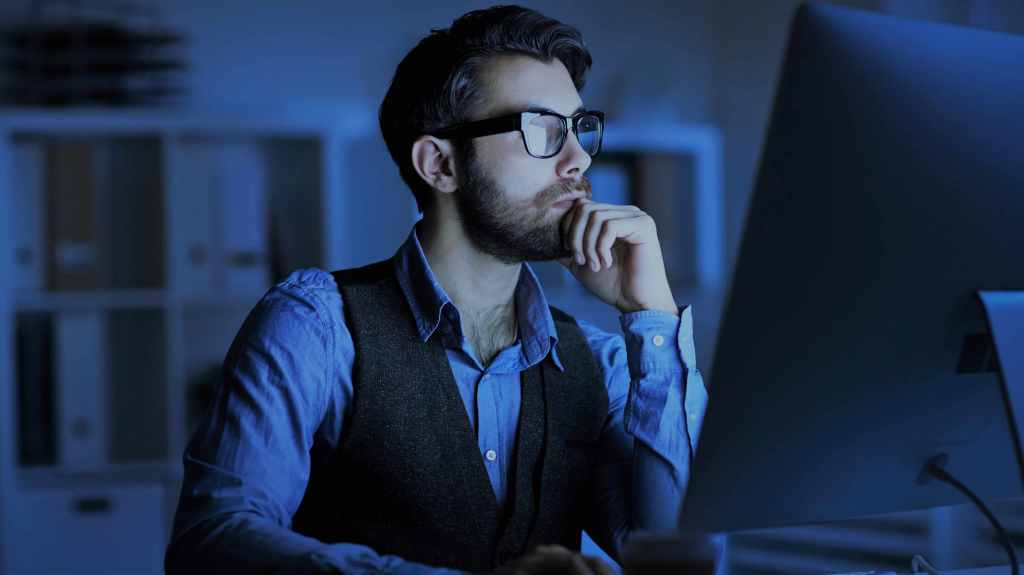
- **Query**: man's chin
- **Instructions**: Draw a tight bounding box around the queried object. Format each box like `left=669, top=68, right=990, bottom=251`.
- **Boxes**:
left=520, top=245, right=573, bottom=263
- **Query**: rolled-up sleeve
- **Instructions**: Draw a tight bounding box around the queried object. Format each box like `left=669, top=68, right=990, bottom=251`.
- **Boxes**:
left=578, top=305, right=708, bottom=561
left=166, top=268, right=469, bottom=575
left=166, top=270, right=339, bottom=573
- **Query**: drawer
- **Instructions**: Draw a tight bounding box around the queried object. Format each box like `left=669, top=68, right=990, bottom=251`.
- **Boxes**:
left=5, top=484, right=165, bottom=575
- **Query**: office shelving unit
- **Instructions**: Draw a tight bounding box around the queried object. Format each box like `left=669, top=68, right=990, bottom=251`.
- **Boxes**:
left=0, top=106, right=378, bottom=574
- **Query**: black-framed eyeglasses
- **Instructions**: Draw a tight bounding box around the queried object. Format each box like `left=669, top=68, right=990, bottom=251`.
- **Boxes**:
left=430, top=109, right=605, bottom=159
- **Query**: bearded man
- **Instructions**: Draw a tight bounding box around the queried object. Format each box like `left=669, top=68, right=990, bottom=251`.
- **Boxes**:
left=166, top=5, right=707, bottom=574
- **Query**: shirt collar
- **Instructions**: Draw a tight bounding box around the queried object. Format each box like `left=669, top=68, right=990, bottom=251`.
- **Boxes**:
left=393, top=226, right=565, bottom=372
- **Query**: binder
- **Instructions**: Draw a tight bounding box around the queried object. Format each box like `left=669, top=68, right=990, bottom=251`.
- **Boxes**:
left=168, top=139, right=218, bottom=295
left=93, top=139, right=164, bottom=289
left=46, top=140, right=99, bottom=291
left=55, top=310, right=109, bottom=468
left=214, top=141, right=269, bottom=294
left=16, top=312, right=56, bottom=465
left=167, top=138, right=270, bottom=296
left=12, top=139, right=47, bottom=291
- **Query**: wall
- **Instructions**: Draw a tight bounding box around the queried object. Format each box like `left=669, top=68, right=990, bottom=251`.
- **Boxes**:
left=1, top=0, right=718, bottom=269
left=4, top=0, right=1023, bottom=271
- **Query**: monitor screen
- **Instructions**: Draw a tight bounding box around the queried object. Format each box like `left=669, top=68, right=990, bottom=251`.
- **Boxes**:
left=680, top=3, right=1024, bottom=533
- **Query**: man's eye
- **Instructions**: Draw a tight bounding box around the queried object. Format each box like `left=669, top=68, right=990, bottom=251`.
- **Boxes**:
left=525, top=123, right=546, bottom=139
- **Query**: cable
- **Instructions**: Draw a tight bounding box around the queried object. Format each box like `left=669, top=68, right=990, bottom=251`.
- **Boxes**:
left=923, top=455, right=1019, bottom=575
left=911, top=554, right=941, bottom=574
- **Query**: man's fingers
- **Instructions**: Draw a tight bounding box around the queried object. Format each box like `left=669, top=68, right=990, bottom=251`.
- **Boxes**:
left=581, top=555, right=616, bottom=575
left=564, top=199, right=648, bottom=272
left=497, top=546, right=615, bottom=575
left=581, top=208, right=610, bottom=272
left=596, top=218, right=617, bottom=269
left=534, top=544, right=571, bottom=555
left=566, top=199, right=594, bottom=266
left=560, top=205, right=574, bottom=252
left=595, top=214, right=643, bottom=269
left=504, top=545, right=577, bottom=575
left=581, top=210, right=647, bottom=272
left=569, top=554, right=597, bottom=575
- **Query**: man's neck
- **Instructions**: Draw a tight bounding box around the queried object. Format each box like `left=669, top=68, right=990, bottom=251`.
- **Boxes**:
left=416, top=213, right=520, bottom=316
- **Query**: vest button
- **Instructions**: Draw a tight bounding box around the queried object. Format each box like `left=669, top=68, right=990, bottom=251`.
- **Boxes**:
left=485, top=449, right=497, bottom=461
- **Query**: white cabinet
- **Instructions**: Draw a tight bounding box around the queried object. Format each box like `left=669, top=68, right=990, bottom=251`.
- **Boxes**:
left=0, top=107, right=377, bottom=575
left=5, top=484, right=166, bottom=575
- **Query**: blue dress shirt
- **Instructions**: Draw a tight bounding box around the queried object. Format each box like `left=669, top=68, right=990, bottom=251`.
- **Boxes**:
left=167, top=228, right=708, bottom=575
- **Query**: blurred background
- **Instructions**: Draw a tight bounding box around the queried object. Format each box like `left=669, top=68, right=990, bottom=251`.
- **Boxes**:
left=0, top=1, right=1022, bottom=574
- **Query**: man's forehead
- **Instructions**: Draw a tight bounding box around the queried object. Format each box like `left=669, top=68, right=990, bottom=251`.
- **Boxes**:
left=477, top=55, right=584, bottom=117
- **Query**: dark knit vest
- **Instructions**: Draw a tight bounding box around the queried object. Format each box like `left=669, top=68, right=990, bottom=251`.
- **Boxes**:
left=291, top=259, right=608, bottom=572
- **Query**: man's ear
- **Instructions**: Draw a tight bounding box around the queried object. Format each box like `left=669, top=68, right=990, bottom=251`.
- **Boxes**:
left=411, top=136, right=459, bottom=195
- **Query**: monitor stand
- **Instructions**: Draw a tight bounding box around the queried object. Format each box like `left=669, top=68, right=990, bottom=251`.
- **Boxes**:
left=979, top=291, right=1024, bottom=490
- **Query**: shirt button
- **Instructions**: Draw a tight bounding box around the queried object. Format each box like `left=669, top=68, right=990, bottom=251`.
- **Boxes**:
left=652, top=334, right=665, bottom=347
left=485, top=449, right=497, bottom=461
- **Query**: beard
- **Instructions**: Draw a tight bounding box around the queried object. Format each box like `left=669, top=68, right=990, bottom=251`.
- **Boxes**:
left=454, top=148, right=592, bottom=264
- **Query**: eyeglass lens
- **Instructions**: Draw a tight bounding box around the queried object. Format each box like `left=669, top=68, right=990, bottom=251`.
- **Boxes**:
left=524, top=113, right=602, bottom=157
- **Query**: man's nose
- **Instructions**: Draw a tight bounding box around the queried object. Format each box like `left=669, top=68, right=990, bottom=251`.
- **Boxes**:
left=556, top=130, right=592, bottom=179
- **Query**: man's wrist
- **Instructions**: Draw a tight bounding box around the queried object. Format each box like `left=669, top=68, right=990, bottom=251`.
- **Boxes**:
left=618, top=298, right=680, bottom=316
left=643, top=302, right=680, bottom=316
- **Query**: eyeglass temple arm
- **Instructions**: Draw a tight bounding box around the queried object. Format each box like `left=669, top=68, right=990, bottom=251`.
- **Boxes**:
left=431, top=115, right=522, bottom=140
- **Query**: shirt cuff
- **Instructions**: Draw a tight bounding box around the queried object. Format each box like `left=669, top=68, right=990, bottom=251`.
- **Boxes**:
left=620, top=305, right=698, bottom=459
left=619, top=305, right=695, bottom=377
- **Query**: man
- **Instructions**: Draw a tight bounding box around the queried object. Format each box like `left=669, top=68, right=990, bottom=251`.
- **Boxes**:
left=166, top=5, right=707, bottom=574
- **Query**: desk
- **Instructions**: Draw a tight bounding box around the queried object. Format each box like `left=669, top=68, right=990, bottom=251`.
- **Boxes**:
left=839, top=564, right=1007, bottom=568
left=621, top=532, right=1015, bottom=575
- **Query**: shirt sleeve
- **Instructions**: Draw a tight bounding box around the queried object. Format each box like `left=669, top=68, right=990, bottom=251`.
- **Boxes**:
left=165, top=268, right=467, bottom=575
left=576, top=305, right=709, bottom=562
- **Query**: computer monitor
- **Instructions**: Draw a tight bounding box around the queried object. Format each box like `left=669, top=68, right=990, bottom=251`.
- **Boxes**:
left=679, top=3, right=1024, bottom=534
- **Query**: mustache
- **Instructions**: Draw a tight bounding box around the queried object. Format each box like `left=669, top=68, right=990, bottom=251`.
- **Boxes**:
left=540, top=177, right=592, bottom=204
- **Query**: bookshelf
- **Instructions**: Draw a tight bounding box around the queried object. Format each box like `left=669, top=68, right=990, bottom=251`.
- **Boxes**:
left=0, top=109, right=723, bottom=574
left=0, top=106, right=379, bottom=574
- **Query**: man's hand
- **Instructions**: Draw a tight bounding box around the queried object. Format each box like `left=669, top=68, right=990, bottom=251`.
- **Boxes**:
left=559, top=198, right=678, bottom=316
left=492, top=545, right=616, bottom=575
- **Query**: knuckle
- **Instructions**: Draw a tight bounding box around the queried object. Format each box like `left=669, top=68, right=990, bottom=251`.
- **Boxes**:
left=602, top=218, right=620, bottom=235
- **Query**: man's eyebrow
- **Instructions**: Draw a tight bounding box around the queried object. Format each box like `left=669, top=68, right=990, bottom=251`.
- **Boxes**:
left=522, top=104, right=586, bottom=116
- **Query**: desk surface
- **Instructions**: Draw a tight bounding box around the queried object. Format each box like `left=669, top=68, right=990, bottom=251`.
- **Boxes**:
left=835, top=560, right=1011, bottom=568
left=622, top=532, right=1015, bottom=575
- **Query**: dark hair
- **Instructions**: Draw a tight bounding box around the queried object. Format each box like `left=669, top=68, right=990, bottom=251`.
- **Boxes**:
left=378, top=5, right=592, bottom=213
